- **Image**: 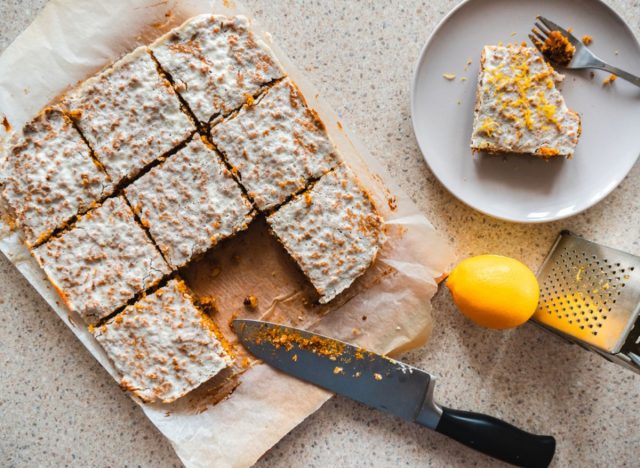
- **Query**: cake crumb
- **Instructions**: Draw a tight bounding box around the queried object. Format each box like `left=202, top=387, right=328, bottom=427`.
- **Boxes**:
left=442, top=73, right=456, bottom=80
left=243, top=295, right=258, bottom=309
left=373, top=373, right=383, bottom=381
left=1, top=116, right=10, bottom=132
left=540, top=31, right=575, bottom=65
left=582, top=35, right=593, bottom=45
left=602, top=74, right=617, bottom=86
left=333, top=366, right=344, bottom=374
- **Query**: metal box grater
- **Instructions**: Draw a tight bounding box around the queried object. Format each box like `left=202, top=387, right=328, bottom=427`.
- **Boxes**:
left=533, top=231, right=640, bottom=374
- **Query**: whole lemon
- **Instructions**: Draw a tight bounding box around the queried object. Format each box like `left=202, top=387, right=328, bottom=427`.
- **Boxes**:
left=446, top=255, right=539, bottom=329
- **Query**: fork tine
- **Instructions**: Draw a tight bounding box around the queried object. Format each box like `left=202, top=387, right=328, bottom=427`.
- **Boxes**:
left=537, top=16, right=569, bottom=37
left=528, top=34, right=544, bottom=51
left=531, top=28, right=547, bottom=43
left=534, top=21, right=550, bottom=35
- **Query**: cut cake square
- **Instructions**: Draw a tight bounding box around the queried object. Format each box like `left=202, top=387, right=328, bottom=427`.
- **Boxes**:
left=125, top=136, right=254, bottom=269
left=32, top=196, right=170, bottom=324
left=150, top=14, right=285, bottom=124
left=93, top=278, right=230, bottom=403
left=470, top=44, right=581, bottom=158
left=267, top=164, right=385, bottom=304
left=64, top=46, right=194, bottom=185
left=1, top=108, right=112, bottom=247
left=211, top=78, right=339, bottom=211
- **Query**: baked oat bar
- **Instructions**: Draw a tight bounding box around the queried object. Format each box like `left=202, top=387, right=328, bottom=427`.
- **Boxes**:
left=150, top=15, right=285, bottom=124
left=267, top=164, right=385, bottom=304
left=470, top=44, right=581, bottom=158
left=125, top=136, right=254, bottom=269
left=64, top=46, right=194, bottom=186
left=0, top=108, right=111, bottom=247
left=93, top=278, right=230, bottom=403
left=211, top=78, right=339, bottom=211
left=32, top=196, right=170, bottom=324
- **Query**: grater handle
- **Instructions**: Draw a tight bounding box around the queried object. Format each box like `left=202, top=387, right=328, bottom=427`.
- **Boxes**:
left=435, top=407, right=556, bottom=467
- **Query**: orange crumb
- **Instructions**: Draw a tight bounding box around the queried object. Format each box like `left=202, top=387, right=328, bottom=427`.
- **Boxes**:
left=243, top=295, right=258, bottom=309
left=540, top=31, right=575, bottom=65
left=1, top=116, right=11, bottom=132
left=582, top=35, right=593, bottom=45
left=537, top=147, right=560, bottom=157
left=602, top=74, right=617, bottom=86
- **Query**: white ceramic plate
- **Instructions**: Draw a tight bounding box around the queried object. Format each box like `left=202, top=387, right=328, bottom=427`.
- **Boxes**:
left=411, top=0, right=640, bottom=223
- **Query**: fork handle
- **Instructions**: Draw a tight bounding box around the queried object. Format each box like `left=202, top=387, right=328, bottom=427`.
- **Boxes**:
left=594, top=62, right=640, bottom=88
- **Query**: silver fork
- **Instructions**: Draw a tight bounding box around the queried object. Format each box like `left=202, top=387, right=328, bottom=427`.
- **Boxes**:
left=529, top=15, right=640, bottom=88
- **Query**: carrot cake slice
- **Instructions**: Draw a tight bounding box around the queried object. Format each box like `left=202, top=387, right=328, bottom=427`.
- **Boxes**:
left=470, top=44, right=581, bottom=158
left=64, top=46, right=194, bottom=186
left=0, top=108, right=112, bottom=247
left=267, top=164, right=385, bottom=304
left=93, top=278, right=230, bottom=403
left=32, top=196, right=170, bottom=324
left=210, top=78, right=339, bottom=211
left=150, top=15, right=285, bottom=124
left=125, top=136, right=254, bottom=269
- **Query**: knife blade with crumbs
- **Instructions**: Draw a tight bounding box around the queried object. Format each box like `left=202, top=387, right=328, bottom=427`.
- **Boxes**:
left=232, top=319, right=555, bottom=468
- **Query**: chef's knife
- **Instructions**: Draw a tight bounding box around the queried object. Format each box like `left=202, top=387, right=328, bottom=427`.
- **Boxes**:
left=232, top=319, right=555, bottom=468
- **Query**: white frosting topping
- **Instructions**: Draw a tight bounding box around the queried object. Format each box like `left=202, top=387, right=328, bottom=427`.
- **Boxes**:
left=471, top=45, right=581, bottom=157
left=32, top=196, right=170, bottom=324
left=64, top=46, right=194, bottom=185
left=125, top=137, right=253, bottom=269
left=211, top=78, right=339, bottom=211
left=94, top=278, right=229, bottom=403
left=267, top=164, right=385, bottom=303
left=0, top=108, right=111, bottom=246
left=151, top=15, right=285, bottom=123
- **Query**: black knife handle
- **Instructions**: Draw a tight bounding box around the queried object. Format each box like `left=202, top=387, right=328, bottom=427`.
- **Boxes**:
left=435, top=407, right=555, bottom=467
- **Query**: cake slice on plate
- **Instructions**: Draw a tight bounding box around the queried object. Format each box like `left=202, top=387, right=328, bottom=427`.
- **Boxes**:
left=470, top=44, right=581, bottom=158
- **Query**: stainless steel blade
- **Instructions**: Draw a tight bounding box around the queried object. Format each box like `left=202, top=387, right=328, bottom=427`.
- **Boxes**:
left=232, top=319, right=441, bottom=427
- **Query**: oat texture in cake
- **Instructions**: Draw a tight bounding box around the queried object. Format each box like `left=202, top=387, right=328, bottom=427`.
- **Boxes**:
left=211, top=78, right=339, bottom=211
left=470, top=44, right=581, bottom=158
left=0, top=108, right=111, bottom=247
left=32, top=196, right=170, bottom=324
left=151, top=15, right=284, bottom=123
left=267, top=164, right=385, bottom=303
left=64, top=46, right=194, bottom=185
left=125, top=136, right=254, bottom=269
left=93, top=278, right=230, bottom=403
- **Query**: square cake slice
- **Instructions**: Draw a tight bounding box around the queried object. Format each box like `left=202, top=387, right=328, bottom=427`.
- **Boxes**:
left=470, top=44, right=581, bottom=158
left=267, top=164, right=385, bottom=303
left=93, top=278, right=230, bottom=403
left=32, top=196, right=170, bottom=324
left=1, top=108, right=112, bottom=247
left=64, top=46, right=194, bottom=186
left=211, top=78, right=339, bottom=211
left=150, top=15, right=285, bottom=123
left=125, top=136, right=254, bottom=269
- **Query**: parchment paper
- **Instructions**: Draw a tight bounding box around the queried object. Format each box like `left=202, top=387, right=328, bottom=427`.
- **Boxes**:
left=0, top=1, right=454, bottom=467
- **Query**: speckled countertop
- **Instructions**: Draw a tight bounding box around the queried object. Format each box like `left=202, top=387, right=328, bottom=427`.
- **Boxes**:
left=1, top=1, right=639, bottom=467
